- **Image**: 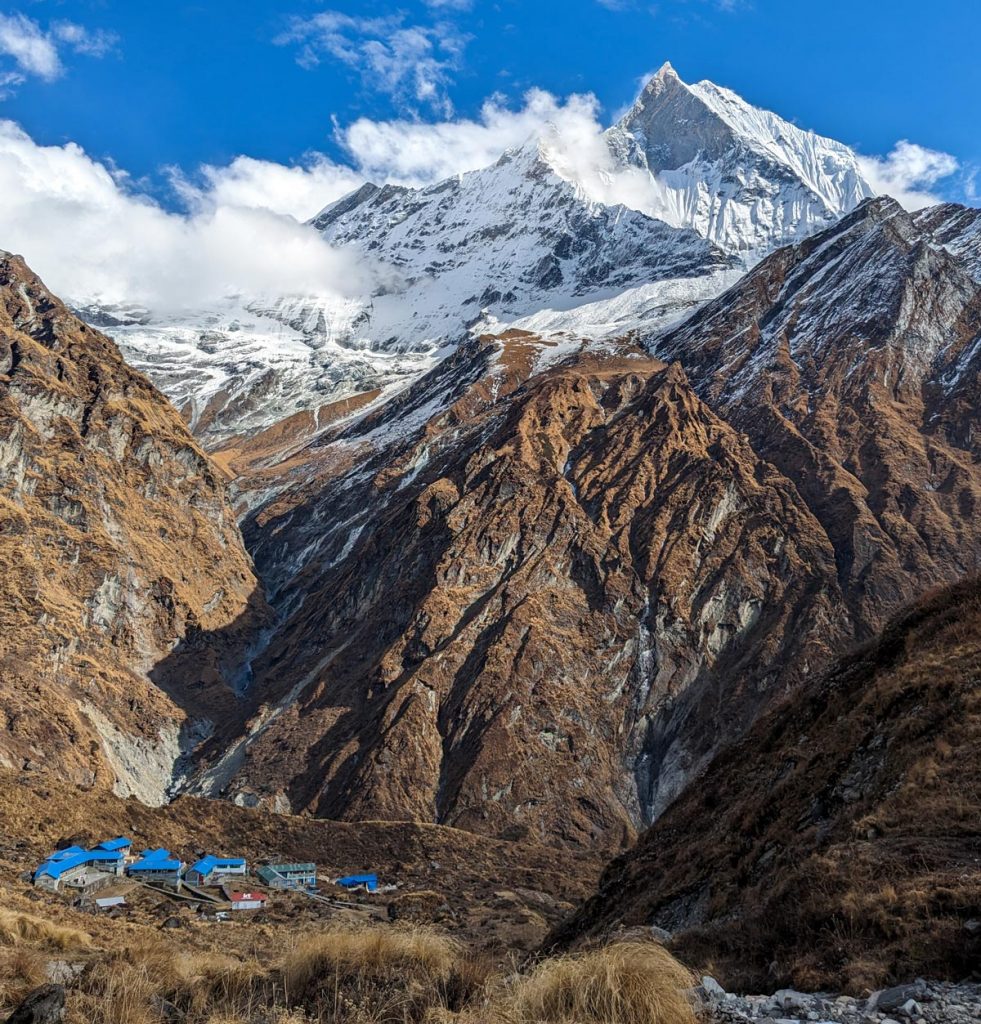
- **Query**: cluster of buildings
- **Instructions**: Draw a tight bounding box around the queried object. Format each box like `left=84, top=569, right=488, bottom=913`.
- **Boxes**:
left=32, top=836, right=379, bottom=905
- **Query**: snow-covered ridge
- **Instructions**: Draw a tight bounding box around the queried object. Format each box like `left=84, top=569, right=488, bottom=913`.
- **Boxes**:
left=98, top=63, right=881, bottom=443
left=605, top=62, right=874, bottom=256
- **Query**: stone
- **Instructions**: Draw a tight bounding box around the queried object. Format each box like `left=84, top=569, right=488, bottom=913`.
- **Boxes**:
left=42, top=962, right=83, bottom=986
left=876, top=984, right=927, bottom=1013
left=701, top=975, right=727, bottom=1000
left=150, top=997, right=185, bottom=1024
left=4, top=984, right=66, bottom=1024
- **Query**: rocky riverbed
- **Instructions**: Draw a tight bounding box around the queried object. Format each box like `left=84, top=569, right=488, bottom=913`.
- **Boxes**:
left=702, top=978, right=981, bottom=1023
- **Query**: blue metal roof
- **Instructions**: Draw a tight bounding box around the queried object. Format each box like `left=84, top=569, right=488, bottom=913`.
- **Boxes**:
left=50, top=846, right=87, bottom=861
left=188, top=854, right=246, bottom=876
left=96, top=837, right=132, bottom=852
left=34, top=849, right=122, bottom=880
left=336, top=873, right=378, bottom=892
left=129, top=848, right=183, bottom=872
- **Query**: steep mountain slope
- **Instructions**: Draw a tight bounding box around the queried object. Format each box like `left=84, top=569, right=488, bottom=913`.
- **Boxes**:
left=548, top=577, right=981, bottom=992
left=183, top=194, right=981, bottom=851
left=656, top=196, right=981, bottom=619
left=635, top=196, right=981, bottom=790
left=103, top=64, right=874, bottom=445
left=0, top=252, right=269, bottom=803
left=179, top=330, right=843, bottom=848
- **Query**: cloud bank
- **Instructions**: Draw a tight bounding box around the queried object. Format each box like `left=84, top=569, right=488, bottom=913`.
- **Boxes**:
left=0, top=75, right=963, bottom=316
left=0, top=121, right=377, bottom=312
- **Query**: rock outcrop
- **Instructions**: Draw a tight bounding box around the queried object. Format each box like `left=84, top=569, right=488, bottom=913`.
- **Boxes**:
left=0, top=253, right=269, bottom=802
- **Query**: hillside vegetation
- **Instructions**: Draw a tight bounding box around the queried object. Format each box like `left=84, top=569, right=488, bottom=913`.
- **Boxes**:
left=549, top=578, right=981, bottom=991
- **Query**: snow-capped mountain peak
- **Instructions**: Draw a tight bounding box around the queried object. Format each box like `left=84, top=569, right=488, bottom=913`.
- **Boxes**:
left=607, top=64, right=875, bottom=255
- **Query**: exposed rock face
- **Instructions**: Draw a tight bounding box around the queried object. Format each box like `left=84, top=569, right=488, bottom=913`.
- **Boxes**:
left=0, top=253, right=268, bottom=802
left=547, top=578, right=981, bottom=992
left=186, top=331, right=837, bottom=849
left=189, top=194, right=981, bottom=853
left=914, top=201, right=981, bottom=281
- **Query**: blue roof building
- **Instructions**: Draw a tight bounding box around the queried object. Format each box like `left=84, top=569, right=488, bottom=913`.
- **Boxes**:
left=335, top=873, right=378, bottom=893
left=33, top=847, right=125, bottom=891
left=127, top=848, right=185, bottom=887
left=95, top=837, right=132, bottom=853
left=185, top=854, right=247, bottom=886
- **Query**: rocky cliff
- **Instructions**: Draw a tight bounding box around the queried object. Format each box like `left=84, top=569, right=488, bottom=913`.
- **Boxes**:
left=0, top=253, right=269, bottom=803
left=186, top=195, right=981, bottom=852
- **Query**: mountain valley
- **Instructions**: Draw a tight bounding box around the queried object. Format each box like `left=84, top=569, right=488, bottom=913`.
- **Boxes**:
left=0, top=52, right=978, bottom=1024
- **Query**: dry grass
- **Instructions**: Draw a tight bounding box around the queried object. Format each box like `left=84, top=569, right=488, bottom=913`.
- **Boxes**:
left=0, top=899, right=697, bottom=1024
left=0, top=947, right=47, bottom=1009
left=550, top=578, right=981, bottom=993
left=500, top=942, right=697, bottom=1024
left=0, top=908, right=92, bottom=951
left=280, top=925, right=478, bottom=1023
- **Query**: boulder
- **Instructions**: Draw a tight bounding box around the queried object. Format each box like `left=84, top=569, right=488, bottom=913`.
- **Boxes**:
left=4, top=984, right=66, bottom=1024
left=875, top=983, right=928, bottom=1012
left=700, top=975, right=726, bottom=1000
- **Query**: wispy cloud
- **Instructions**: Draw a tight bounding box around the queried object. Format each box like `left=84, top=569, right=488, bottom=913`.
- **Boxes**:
left=276, top=10, right=468, bottom=114
left=0, top=11, right=117, bottom=94
left=51, top=21, right=119, bottom=59
left=0, top=12, right=62, bottom=80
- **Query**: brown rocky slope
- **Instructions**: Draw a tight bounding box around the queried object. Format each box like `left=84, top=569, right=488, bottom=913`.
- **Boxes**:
left=547, top=576, right=981, bottom=992
left=183, top=197, right=980, bottom=854
left=189, top=335, right=845, bottom=849
left=0, top=252, right=269, bottom=803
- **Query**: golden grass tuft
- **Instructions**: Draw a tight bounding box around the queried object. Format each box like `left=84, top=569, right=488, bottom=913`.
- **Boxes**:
left=280, top=925, right=475, bottom=1023
left=0, top=908, right=92, bottom=951
left=500, top=942, right=698, bottom=1024
left=282, top=925, right=462, bottom=993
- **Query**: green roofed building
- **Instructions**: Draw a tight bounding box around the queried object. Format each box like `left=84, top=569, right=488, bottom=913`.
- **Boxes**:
left=256, top=863, right=316, bottom=889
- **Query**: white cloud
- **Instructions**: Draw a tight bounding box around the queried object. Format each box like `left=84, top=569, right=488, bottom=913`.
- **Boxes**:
left=276, top=10, right=468, bottom=114
left=51, top=21, right=119, bottom=59
left=0, top=12, right=116, bottom=94
left=339, top=86, right=674, bottom=219
left=858, top=141, right=959, bottom=211
left=0, top=13, right=62, bottom=80
left=0, top=121, right=380, bottom=312
left=171, top=154, right=364, bottom=221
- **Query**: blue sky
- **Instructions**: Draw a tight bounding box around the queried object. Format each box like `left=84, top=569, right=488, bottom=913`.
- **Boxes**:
left=1, top=0, right=977, bottom=205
